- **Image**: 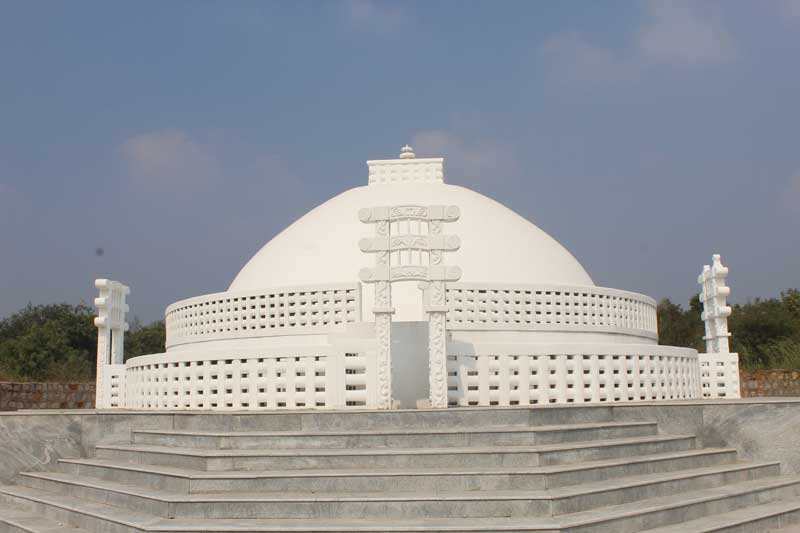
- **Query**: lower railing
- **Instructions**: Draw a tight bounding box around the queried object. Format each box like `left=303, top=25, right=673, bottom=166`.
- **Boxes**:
left=446, top=344, right=701, bottom=406
left=110, top=344, right=709, bottom=410
left=123, top=347, right=375, bottom=410
left=698, top=352, right=741, bottom=398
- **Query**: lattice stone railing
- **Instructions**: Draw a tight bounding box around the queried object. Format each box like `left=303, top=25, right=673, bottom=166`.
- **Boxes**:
left=445, top=283, right=658, bottom=339
left=165, top=284, right=362, bottom=349
left=699, top=352, right=740, bottom=399
left=447, top=344, right=700, bottom=407
left=125, top=347, right=373, bottom=410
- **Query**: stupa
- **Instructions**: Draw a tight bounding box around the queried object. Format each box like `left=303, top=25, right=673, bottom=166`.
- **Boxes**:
left=93, top=146, right=740, bottom=410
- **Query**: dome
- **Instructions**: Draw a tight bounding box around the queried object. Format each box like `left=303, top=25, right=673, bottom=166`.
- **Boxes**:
left=228, top=151, right=593, bottom=322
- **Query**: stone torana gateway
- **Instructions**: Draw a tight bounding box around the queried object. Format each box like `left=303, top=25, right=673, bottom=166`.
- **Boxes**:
left=93, top=146, right=740, bottom=410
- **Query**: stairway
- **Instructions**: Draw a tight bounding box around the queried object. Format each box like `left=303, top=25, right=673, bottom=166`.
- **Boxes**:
left=1, top=409, right=799, bottom=532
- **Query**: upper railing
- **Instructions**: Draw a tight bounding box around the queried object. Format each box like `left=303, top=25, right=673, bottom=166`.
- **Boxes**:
left=165, top=282, right=658, bottom=349
left=445, top=283, right=658, bottom=339
left=165, top=283, right=362, bottom=349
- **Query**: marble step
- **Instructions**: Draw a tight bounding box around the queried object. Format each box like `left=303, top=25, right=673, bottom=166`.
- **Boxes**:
left=635, top=499, right=800, bottom=532
left=559, top=475, right=800, bottom=533
left=131, top=421, right=658, bottom=450
left=164, top=406, right=615, bottom=433
left=769, top=523, right=800, bottom=533
left=0, top=502, right=90, bottom=533
left=17, top=462, right=780, bottom=519
left=58, top=448, right=738, bottom=493
left=94, top=434, right=697, bottom=471
left=3, top=476, right=800, bottom=532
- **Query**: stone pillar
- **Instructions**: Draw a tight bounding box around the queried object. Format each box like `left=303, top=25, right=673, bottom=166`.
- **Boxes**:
left=699, top=254, right=732, bottom=353
left=697, top=255, right=741, bottom=398
left=424, top=208, right=461, bottom=408
left=94, top=279, right=130, bottom=409
left=359, top=209, right=395, bottom=409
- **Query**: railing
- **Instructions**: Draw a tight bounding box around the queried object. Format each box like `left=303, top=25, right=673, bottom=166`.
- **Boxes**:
left=164, top=282, right=656, bottom=350
left=698, top=352, right=741, bottom=398
left=446, top=343, right=699, bottom=406
left=124, top=347, right=374, bottom=410
left=445, top=283, right=658, bottom=340
left=96, top=364, right=126, bottom=409
left=165, top=284, right=362, bottom=349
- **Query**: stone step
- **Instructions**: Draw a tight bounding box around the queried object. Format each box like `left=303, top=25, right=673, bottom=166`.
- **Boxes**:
left=558, top=476, right=800, bottom=533
left=770, top=524, right=800, bottom=533
left=131, top=421, right=659, bottom=450
left=2, top=476, right=800, bottom=532
left=0, top=486, right=161, bottom=533
left=58, top=448, right=739, bottom=493
left=17, top=462, right=781, bottom=519
left=94, top=434, right=698, bottom=471
left=640, top=499, right=800, bottom=532
left=0, top=502, right=91, bottom=533
left=164, top=406, right=615, bottom=433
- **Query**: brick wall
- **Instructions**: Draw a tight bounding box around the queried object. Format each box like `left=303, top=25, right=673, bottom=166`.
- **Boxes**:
left=740, top=369, right=800, bottom=398
left=0, top=382, right=95, bottom=411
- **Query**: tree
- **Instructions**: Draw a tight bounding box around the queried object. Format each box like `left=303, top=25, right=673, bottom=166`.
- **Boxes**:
left=656, top=297, right=703, bottom=351
left=125, top=319, right=165, bottom=360
left=655, top=290, right=800, bottom=370
left=0, top=304, right=96, bottom=381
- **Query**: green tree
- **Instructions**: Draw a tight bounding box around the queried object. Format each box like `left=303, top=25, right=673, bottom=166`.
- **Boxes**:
left=125, top=319, right=165, bottom=360
left=0, top=303, right=95, bottom=381
left=729, top=297, right=796, bottom=369
left=657, top=297, right=703, bottom=351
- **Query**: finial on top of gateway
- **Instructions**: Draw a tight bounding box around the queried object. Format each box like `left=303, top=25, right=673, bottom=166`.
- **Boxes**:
left=399, top=145, right=415, bottom=159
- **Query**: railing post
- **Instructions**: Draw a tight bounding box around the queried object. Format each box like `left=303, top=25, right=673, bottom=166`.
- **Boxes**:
left=94, top=279, right=130, bottom=408
left=698, top=254, right=741, bottom=398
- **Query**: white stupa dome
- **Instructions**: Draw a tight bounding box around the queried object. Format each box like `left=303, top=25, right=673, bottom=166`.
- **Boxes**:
left=228, top=151, right=593, bottom=321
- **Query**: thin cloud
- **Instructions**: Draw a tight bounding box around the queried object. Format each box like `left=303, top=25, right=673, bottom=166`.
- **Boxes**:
left=340, top=0, right=410, bottom=34
left=540, top=0, right=738, bottom=85
left=778, top=0, right=800, bottom=25
left=636, top=1, right=738, bottom=67
left=121, top=130, right=218, bottom=188
left=539, top=31, right=640, bottom=85
left=411, top=130, right=520, bottom=191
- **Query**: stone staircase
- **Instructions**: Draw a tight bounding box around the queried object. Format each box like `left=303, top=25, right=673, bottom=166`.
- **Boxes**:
left=1, top=408, right=799, bottom=532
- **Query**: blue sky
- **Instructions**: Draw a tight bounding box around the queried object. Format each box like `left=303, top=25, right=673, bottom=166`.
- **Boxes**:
left=1, top=0, right=798, bottom=323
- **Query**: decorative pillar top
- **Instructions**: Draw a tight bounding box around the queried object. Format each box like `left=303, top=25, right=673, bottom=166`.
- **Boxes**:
left=367, top=145, right=444, bottom=185
left=94, top=279, right=130, bottom=331
left=698, top=254, right=732, bottom=353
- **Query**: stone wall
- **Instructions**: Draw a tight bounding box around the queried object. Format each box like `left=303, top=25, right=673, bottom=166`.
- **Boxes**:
left=0, top=382, right=95, bottom=411
left=740, top=369, right=800, bottom=398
